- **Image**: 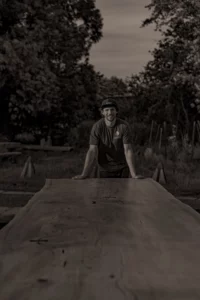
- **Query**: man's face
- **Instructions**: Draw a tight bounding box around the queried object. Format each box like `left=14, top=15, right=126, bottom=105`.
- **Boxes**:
left=101, top=106, right=117, bottom=121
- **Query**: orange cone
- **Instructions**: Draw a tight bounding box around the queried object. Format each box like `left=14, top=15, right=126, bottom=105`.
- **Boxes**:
left=20, top=156, right=35, bottom=178
left=20, top=157, right=29, bottom=178
left=152, top=162, right=167, bottom=184
left=152, top=165, right=159, bottom=181
left=27, top=157, right=33, bottom=178
left=158, top=165, right=167, bottom=184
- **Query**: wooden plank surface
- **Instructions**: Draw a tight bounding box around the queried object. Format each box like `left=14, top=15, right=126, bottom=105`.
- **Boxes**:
left=0, top=207, right=21, bottom=223
left=177, top=196, right=200, bottom=210
left=0, top=178, right=200, bottom=300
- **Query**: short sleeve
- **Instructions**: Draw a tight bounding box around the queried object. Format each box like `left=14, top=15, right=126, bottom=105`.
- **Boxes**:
left=122, top=124, right=132, bottom=144
left=89, top=123, right=100, bottom=145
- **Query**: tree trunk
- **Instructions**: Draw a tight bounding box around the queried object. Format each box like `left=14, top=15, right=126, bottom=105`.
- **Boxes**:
left=180, top=92, right=189, bottom=136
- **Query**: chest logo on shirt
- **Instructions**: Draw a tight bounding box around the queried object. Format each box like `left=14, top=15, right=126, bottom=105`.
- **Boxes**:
left=113, top=130, right=121, bottom=139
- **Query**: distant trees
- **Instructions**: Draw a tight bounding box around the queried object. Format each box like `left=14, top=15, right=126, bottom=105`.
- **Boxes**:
left=0, top=0, right=103, bottom=140
left=127, top=0, right=200, bottom=137
left=3, top=0, right=200, bottom=147
left=95, top=74, right=133, bottom=120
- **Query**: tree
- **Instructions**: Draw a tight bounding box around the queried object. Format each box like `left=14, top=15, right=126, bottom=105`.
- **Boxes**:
left=0, top=0, right=103, bottom=139
left=128, top=0, right=200, bottom=137
left=94, top=74, right=135, bottom=120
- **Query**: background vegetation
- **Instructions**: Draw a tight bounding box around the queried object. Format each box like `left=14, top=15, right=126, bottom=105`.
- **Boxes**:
left=1, top=0, right=200, bottom=198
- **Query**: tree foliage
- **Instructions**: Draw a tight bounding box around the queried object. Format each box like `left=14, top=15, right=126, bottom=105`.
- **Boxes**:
left=0, top=0, right=103, bottom=139
left=94, top=74, right=135, bottom=120
left=128, top=0, right=200, bottom=136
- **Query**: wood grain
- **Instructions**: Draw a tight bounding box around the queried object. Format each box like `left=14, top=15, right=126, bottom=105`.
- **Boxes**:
left=0, top=178, right=200, bottom=300
left=0, top=207, right=21, bottom=223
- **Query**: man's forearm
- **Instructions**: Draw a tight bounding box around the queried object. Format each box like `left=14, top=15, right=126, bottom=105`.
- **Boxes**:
left=82, top=149, right=97, bottom=177
left=125, top=149, right=137, bottom=177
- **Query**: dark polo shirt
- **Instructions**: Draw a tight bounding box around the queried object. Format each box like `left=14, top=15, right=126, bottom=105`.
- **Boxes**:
left=89, top=118, right=132, bottom=172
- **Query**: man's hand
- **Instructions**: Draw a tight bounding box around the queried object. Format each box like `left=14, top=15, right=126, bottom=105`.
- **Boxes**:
left=131, top=174, right=144, bottom=179
left=72, top=174, right=87, bottom=180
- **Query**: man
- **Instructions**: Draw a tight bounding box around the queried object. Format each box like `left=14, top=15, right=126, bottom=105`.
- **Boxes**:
left=73, top=99, right=142, bottom=179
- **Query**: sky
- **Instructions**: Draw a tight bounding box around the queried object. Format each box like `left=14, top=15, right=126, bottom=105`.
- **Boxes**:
left=90, top=0, right=160, bottom=78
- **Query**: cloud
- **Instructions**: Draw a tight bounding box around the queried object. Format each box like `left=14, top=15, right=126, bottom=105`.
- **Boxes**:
left=90, top=0, right=160, bottom=78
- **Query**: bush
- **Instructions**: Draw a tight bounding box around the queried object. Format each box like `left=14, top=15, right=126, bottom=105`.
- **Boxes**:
left=14, top=132, right=36, bottom=144
left=67, top=120, right=95, bottom=148
left=0, top=133, right=9, bottom=142
left=129, top=122, right=150, bottom=146
left=167, top=144, right=179, bottom=162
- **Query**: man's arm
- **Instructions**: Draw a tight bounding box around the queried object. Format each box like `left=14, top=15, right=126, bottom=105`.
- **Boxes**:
left=72, top=145, right=98, bottom=179
left=124, top=143, right=137, bottom=178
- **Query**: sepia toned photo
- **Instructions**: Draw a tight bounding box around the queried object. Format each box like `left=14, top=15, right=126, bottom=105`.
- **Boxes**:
left=0, top=0, right=200, bottom=299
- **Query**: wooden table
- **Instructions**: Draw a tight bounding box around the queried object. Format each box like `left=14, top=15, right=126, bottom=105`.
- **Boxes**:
left=0, top=178, right=200, bottom=300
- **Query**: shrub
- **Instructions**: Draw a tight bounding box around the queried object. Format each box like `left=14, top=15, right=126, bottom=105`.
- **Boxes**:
left=67, top=120, right=95, bottom=148
left=129, top=122, right=150, bottom=146
left=14, top=132, right=36, bottom=144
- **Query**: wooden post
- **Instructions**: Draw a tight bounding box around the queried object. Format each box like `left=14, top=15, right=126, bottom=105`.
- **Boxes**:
left=155, top=124, right=160, bottom=145
left=163, top=121, right=167, bottom=158
left=192, top=121, right=196, bottom=153
left=158, top=127, right=163, bottom=151
left=197, top=121, right=200, bottom=143
left=149, top=120, right=154, bottom=147
left=181, top=129, right=186, bottom=149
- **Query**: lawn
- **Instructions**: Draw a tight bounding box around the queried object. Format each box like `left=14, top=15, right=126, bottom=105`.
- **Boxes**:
left=0, top=147, right=200, bottom=197
left=0, top=150, right=85, bottom=189
left=0, top=149, right=85, bottom=208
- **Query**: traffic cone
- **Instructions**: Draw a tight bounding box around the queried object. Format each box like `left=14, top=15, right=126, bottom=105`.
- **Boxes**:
left=152, top=162, right=167, bottom=184
left=158, top=164, right=167, bottom=184
left=20, top=157, right=29, bottom=178
left=20, top=156, right=35, bottom=178
left=27, top=156, right=35, bottom=178
left=152, top=165, right=159, bottom=181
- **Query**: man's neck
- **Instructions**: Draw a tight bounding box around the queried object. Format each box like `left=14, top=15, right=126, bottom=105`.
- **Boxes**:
left=104, top=118, right=117, bottom=128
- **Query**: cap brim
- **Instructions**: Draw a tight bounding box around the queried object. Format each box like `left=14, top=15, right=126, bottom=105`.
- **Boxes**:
left=101, top=105, right=118, bottom=110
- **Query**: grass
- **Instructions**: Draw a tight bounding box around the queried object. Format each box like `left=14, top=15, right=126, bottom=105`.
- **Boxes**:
left=0, top=147, right=200, bottom=199
left=135, top=148, right=200, bottom=196
left=0, top=149, right=86, bottom=207
left=0, top=149, right=86, bottom=190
